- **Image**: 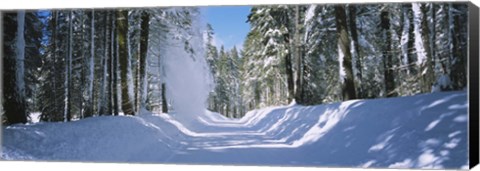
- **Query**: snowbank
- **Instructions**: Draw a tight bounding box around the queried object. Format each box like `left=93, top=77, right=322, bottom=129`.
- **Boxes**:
left=1, top=91, right=469, bottom=169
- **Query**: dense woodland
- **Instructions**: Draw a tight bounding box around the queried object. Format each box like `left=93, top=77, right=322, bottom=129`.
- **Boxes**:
left=1, top=3, right=469, bottom=124
left=207, top=3, right=469, bottom=118
left=2, top=8, right=200, bottom=124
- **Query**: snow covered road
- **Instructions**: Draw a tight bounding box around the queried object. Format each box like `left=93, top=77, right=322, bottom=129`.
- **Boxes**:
left=1, top=91, right=469, bottom=169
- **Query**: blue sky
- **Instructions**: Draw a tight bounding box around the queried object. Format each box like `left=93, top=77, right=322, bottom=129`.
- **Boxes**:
left=201, top=6, right=251, bottom=51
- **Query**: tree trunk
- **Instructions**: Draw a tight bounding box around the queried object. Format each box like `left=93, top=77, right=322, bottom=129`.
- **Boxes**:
left=138, top=11, right=150, bottom=113
left=406, top=4, right=416, bottom=75
left=439, top=4, right=449, bottom=74
left=284, top=39, right=295, bottom=104
left=381, top=9, right=396, bottom=97
left=65, top=10, right=73, bottom=122
left=294, top=5, right=304, bottom=104
left=430, top=4, right=436, bottom=69
left=134, top=52, right=139, bottom=112
left=162, top=83, right=168, bottom=113
left=112, top=11, right=119, bottom=116
left=84, top=9, right=95, bottom=118
left=51, top=11, right=59, bottom=121
left=277, top=9, right=295, bottom=104
left=334, top=5, right=357, bottom=100
left=348, top=5, right=363, bottom=98
left=117, top=9, right=135, bottom=115
left=106, top=11, right=113, bottom=115
left=80, top=12, right=86, bottom=119
left=99, top=11, right=109, bottom=115
left=449, top=3, right=466, bottom=89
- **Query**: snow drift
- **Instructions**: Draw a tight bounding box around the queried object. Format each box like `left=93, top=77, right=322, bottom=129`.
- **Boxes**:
left=1, top=91, right=469, bottom=169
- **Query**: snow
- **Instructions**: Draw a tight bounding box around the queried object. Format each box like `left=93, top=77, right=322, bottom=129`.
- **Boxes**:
left=368, top=135, right=394, bottom=152
left=432, top=74, right=452, bottom=93
left=28, top=112, right=41, bottom=123
left=443, top=138, right=460, bottom=149
left=388, top=158, right=413, bottom=168
left=424, top=119, right=440, bottom=131
left=360, top=160, right=376, bottom=168
left=127, top=29, right=135, bottom=108
left=287, top=99, right=297, bottom=106
left=453, top=115, right=467, bottom=122
left=448, top=131, right=462, bottom=138
left=412, top=3, right=427, bottom=67
left=338, top=43, right=346, bottom=82
left=161, top=10, right=213, bottom=126
left=303, top=5, right=317, bottom=42
left=304, top=5, right=317, bottom=25
left=416, top=150, right=442, bottom=169
left=1, top=91, right=468, bottom=169
left=400, top=7, right=410, bottom=67
left=431, top=84, right=441, bottom=93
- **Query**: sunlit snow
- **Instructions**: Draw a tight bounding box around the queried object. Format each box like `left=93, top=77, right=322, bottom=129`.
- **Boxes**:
left=1, top=91, right=468, bottom=169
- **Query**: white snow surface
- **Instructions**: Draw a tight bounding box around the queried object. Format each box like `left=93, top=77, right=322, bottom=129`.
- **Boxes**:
left=1, top=91, right=468, bottom=169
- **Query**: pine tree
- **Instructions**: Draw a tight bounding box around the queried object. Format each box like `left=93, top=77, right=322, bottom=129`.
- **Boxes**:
left=302, top=5, right=337, bottom=104
left=260, top=6, right=293, bottom=104
left=39, top=10, right=67, bottom=122
left=241, top=30, right=263, bottom=110
left=229, top=46, right=242, bottom=117
left=24, top=12, right=44, bottom=115
left=205, top=24, right=219, bottom=112
left=2, top=11, right=28, bottom=124
left=244, top=6, right=295, bottom=107
left=216, top=46, right=230, bottom=115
